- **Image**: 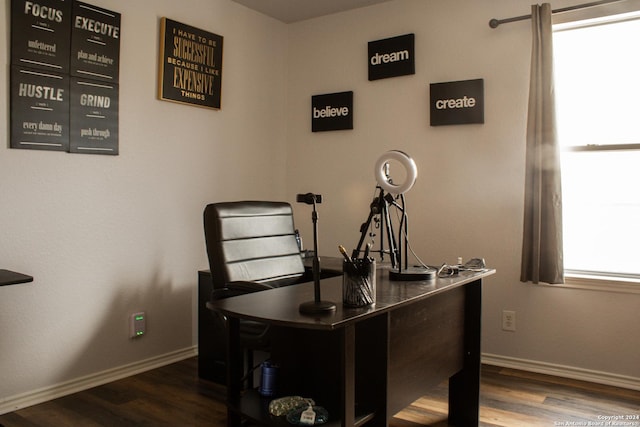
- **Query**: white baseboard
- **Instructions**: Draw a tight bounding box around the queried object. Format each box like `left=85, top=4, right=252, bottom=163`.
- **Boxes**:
left=4, top=349, right=637, bottom=416
left=0, top=346, right=198, bottom=415
left=482, top=353, right=640, bottom=391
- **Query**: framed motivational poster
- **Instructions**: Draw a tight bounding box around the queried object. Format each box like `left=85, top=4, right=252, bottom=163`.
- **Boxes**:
left=158, top=18, right=223, bottom=109
left=10, top=0, right=121, bottom=154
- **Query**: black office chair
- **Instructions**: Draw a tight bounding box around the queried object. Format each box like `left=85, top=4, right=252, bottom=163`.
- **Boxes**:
left=203, top=201, right=306, bottom=387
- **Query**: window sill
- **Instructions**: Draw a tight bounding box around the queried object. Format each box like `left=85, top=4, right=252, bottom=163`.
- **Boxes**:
left=538, top=273, right=640, bottom=294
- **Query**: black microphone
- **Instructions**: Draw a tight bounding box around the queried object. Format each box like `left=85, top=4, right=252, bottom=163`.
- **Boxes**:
left=296, top=193, right=322, bottom=204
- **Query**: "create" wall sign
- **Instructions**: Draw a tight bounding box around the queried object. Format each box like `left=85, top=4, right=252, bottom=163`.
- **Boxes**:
left=430, top=78, right=484, bottom=126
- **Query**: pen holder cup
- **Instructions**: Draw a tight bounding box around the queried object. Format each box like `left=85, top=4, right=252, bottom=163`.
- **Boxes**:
left=342, top=259, right=376, bottom=307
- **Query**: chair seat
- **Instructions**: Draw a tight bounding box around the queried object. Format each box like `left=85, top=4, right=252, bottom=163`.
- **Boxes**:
left=239, top=319, right=270, bottom=349
left=203, top=201, right=306, bottom=388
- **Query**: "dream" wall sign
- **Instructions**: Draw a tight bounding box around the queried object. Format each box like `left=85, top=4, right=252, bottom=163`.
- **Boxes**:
left=368, top=34, right=415, bottom=81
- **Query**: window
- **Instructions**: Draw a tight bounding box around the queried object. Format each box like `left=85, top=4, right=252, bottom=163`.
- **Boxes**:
left=553, top=8, right=640, bottom=285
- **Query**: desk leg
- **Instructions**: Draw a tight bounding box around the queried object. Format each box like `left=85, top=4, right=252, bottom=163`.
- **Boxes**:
left=340, top=324, right=356, bottom=427
left=226, top=317, right=242, bottom=427
left=448, top=280, right=482, bottom=427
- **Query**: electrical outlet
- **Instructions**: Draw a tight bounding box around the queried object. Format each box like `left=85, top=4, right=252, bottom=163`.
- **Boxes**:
left=130, top=312, right=146, bottom=338
left=502, top=310, right=516, bottom=331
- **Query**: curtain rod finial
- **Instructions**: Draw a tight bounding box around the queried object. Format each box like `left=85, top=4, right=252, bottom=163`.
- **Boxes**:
left=489, top=18, right=500, bottom=28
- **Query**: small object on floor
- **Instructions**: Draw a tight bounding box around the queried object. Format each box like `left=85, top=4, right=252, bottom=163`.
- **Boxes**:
left=286, top=404, right=329, bottom=425
left=268, top=396, right=315, bottom=416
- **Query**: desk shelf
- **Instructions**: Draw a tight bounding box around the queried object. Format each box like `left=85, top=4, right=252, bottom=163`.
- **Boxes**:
left=226, top=315, right=386, bottom=427
left=231, top=390, right=375, bottom=427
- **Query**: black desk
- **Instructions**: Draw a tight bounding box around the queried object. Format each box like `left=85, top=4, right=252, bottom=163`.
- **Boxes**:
left=197, top=257, right=343, bottom=383
left=0, top=270, right=33, bottom=286
left=208, top=265, right=494, bottom=427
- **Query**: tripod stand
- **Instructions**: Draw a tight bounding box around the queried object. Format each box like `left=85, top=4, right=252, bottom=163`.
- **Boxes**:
left=353, top=186, right=435, bottom=281
left=352, top=186, right=398, bottom=267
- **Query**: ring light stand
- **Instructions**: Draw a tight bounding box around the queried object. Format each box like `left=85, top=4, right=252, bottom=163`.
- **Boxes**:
left=374, top=150, right=418, bottom=195
left=354, top=151, right=435, bottom=281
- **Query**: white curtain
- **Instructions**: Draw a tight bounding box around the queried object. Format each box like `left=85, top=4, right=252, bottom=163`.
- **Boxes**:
left=520, top=3, right=564, bottom=284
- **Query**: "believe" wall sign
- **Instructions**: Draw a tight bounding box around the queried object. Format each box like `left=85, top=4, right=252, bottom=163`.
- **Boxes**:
left=311, top=91, right=353, bottom=132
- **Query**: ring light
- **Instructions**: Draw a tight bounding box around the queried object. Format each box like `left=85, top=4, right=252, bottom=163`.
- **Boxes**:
left=374, top=150, right=417, bottom=195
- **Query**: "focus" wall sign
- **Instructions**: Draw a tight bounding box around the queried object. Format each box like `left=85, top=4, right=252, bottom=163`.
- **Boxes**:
left=311, top=91, right=353, bottom=132
left=368, top=33, right=415, bottom=81
left=430, top=78, right=484, bottom=126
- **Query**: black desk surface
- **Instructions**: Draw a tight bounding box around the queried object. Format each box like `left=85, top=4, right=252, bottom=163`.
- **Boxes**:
left=0, top=269, right=34, bottom=287
left=209, top=265, right=495, bottom=330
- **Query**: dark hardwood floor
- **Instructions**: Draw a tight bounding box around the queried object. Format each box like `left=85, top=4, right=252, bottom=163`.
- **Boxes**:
left=1, top=357, right=638, bottom=426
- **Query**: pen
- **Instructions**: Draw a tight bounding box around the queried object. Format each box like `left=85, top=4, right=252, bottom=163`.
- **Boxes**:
left=338, top=245, right=356, bottom=267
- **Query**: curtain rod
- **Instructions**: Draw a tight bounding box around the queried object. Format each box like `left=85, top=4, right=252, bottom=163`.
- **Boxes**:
left=489, top=0, right=623, bottom=28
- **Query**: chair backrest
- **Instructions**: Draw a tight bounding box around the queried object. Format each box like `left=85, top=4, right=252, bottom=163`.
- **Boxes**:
left=204, top=201, right=305, bottom=290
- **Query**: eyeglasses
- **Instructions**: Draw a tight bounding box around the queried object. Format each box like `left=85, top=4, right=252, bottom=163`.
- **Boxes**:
left=437, top=258, right=486, bottom=278
left=464, top=258, right=486, bottom=270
